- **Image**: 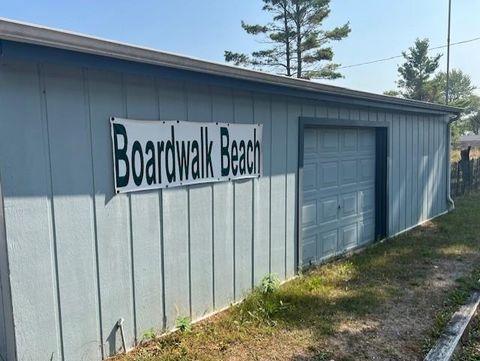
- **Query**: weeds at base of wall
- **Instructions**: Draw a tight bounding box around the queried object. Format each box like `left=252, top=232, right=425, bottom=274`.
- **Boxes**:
left=175, top=316, right=192, bottom=333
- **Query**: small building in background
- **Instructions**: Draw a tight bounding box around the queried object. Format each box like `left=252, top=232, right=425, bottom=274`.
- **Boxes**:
left=459, top=134, right=480, bottom=149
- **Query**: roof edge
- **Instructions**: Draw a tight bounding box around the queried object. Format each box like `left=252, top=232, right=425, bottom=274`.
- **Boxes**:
left=0, top=18, right=462, bottom=115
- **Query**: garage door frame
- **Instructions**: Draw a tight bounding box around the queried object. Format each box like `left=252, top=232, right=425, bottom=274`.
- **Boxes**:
left=296, top=116, right=389, bottom=270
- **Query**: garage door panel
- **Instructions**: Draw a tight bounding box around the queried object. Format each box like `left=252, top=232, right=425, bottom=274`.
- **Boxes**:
left=321, top=229, right=338, bottom=258
left=319, top=129, right=339, bottom=152
left=340, top=192, right=357, bottom=217
left=340, top=160, right=357, bottom=185
left=358, top=158, right=375, bottom=182
left=359, top=188, right=375, bottom=213
left=358, top=129, right=375, bottom=151
left=319, top=196, right=339, bottom=224
left=302, top=127, right=376, bottom=265
left=359, top=218, right=375, bottom=244
left=303, top=163, right=317, bottom=191
left=303, top=235, right=317, bottom=264
left=304, top=129, right=317, bottom=154
left=341, top=129, right=357, bottom=152
left=302, top=200, right=317, bottom=228
left=341, top=223, right=358, bottom=249
left=319, top=161, right=338, bottom=188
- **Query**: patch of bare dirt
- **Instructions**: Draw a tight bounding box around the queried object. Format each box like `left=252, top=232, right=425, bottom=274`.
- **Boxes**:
left=322, top=257, right=477, bottom=361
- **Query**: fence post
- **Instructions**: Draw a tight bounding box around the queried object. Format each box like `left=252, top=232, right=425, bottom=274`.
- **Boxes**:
left=457, top=161, right=465, bottom=195
left=455, top=162, right=460, bottom=197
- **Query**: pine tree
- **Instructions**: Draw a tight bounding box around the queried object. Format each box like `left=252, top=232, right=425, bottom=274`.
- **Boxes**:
left=225, top=0, right=350, bottom=79
left=397, top=38, right=441, bottom=101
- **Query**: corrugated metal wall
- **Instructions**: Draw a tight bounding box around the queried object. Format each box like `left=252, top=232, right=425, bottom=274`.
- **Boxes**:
left=0, top=55, right=449, bottom=361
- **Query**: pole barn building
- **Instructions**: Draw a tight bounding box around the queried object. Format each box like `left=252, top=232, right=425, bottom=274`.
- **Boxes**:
left=0, top=19, right=460, bottom=361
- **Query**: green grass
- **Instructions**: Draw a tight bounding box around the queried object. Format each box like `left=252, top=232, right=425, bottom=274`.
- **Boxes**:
left=115, top=192, right=480, bottom=361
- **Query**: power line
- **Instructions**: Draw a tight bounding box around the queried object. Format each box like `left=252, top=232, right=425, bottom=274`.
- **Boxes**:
left=338, top=36, right=480, bottom=70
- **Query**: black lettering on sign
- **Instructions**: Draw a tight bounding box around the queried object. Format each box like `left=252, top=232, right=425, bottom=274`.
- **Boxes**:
left=200, top=127, right=205, bottom=178
left=157, top=141, right=165, bottom=184
left=231, top=140, right=238, bottom=176
left=220, top=127, right=230, bottom=176
left=239, top=140, right=246, bottom=175
left=254, top=128, right=261, bottom=173
left=206, top=127, right=214, bottom=177
left=247, top=140, right=253, bottom=174
left=145, top=141, right=156, bottom=185
left=191, top=140, right=200, bottom=179
left=176, top=140, right=191, bottom=181
left=132, top=141, right=144, bottom=186
left=113, top=123, right=129, bottom=188
left=166, top=126, right=176, bottom=183
left=112, top=120, right=262, bottom=192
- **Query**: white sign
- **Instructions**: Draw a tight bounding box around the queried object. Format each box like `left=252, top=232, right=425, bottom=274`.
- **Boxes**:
left=111, top=118, right=263, bottom=193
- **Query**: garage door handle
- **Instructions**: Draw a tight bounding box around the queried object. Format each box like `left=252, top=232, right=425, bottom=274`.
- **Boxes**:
left=338, top=205, right=341, bottom=210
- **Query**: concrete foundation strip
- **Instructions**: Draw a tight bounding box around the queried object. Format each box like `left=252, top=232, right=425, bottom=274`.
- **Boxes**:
left=424, top=289, right=480, bottom=361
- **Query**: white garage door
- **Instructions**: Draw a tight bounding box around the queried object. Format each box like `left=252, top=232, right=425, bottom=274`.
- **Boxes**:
left=302, top=127, right=376, bottom=265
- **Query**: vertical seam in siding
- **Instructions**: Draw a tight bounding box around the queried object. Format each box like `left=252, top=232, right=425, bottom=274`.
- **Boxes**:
left=37, top=63, right=65, bottom=361
left=417, top=117, right=421, bottom=222
left=432, top=119, right=436, bottom=215
left=284, top=101, right=288, bottom=280
left=412, top=116, right=416, bottom=224
left=251, top=93, right=255, bottom=289
left=184, top=82, right=193, bottom=318
left=0, top=205, right=7, bottom=361
left=158, top=193, right=166, bottom=329
left=155, top=78, right=167, bottom=330
left=427, top=117, right=431, bottom=218
left=403, top=115, right=407, bottom=230
left=0, top=182, right=7, bottom=358
left=410, top=116, right=414, bottom=226
left=437, top=120, right=441, bottom=212
left=123, top=73, right=138, bottom=343
left=0, top=162, right=17, bottom=360
left=424, top=118, right=428, bottom=219
left=187, top=189, right=192, bottom=317
left=83, top=67, right=104, bottom=359
left=435, top=119, right=438, bottom=210
left=209, top=85, right=216, bottom=309
left=232, top=90, right=236, bottom=300
left=404, top=115, right=409, bottom=229
left=423, top=118, right=428, bottom=220
left=268, top=96, right=273, bottom=275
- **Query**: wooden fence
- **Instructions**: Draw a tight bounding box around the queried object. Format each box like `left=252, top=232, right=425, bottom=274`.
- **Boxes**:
left=451, top=159, right=480, bottom=198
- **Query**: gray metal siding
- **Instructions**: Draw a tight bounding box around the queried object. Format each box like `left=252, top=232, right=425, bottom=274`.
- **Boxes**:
left=0, top=277, right=4, bottom=361
left=0, top=56, right=450, bottom=361
left=0, top=183, right=5, bottom=361
left=0, top=173, right=15, bottom=361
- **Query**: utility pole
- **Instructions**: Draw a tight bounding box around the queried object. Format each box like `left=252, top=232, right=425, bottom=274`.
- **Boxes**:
left=446, top=0, right=452, bottom=105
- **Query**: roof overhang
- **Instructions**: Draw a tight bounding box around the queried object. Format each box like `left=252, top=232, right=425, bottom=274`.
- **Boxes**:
left=0, top=18, right=462, bottom=116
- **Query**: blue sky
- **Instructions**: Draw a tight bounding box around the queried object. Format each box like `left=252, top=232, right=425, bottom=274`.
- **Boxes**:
left=1, top=0, right=479, bottom=95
